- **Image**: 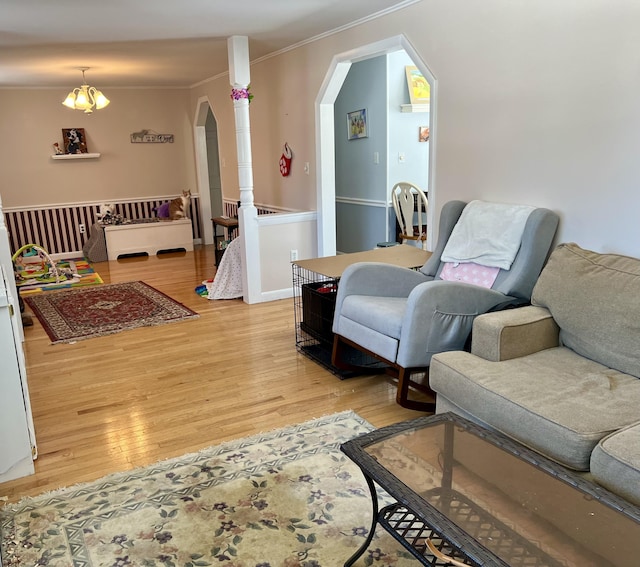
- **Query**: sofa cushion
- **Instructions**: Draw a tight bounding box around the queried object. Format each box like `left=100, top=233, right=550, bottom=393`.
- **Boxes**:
left=591, top=422, right=640, bottom=506
left=531, top=243, right=640, bottom=378
left=430, top=346, right=640, bottom=470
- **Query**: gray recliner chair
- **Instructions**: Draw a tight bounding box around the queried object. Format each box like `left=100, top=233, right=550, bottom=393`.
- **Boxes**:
left=331, top=200, right=560, bottom=411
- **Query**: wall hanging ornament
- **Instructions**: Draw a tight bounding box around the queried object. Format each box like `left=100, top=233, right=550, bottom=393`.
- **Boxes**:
left=279, top=143, right=292, bottom=177
left=130, top=129, right=174, bottom=143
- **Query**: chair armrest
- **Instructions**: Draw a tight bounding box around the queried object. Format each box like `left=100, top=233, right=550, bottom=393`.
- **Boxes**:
left=334, top=262, right=429, bottom=318
left=396, top=280, right=508, bottom=368
left=471, top=305, right=560, bottom=362
left=338, top=262, right=428, bottom=297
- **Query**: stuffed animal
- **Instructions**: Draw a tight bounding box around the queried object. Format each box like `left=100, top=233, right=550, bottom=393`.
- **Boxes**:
left=97, top=203, right=126, bottom=225
left=155, top=201, right=171, bottom=219
left=97, top=203, right=115, bottom=221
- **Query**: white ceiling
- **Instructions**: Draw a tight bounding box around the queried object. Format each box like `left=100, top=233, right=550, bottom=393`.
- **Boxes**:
left=0, top=0, right=415, bottom=88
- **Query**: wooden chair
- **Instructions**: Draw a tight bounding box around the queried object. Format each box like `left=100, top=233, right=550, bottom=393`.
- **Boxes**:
left=391, top=182, right=428, bottom=249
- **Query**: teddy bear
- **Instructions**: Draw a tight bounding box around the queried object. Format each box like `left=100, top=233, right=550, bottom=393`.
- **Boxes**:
left=97, top=203, right=115, bottom=221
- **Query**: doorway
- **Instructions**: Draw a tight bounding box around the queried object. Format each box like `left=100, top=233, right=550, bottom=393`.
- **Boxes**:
left=193, top=97, right=223, bottom=245
left=316, top=35, right=436, bottom=257
left=205, top=108, right=223, bottom=220
left=334, top=49, right=430, bottom=253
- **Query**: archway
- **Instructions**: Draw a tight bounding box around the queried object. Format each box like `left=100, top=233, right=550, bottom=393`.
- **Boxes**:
left=193, top=96, right=222, bottom=245
left=315, top=35, right=437, bottom=257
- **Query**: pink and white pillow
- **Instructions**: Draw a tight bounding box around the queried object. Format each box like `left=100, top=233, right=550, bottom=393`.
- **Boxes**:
left=439, top=262, right=500, bottom=289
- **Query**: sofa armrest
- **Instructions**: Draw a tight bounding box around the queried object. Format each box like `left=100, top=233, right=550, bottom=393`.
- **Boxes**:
left=471, top=305, right=560, bottom=362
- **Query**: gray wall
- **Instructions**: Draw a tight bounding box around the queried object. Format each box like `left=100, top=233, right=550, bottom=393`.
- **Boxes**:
left=334, top=55, right=388, bottom=253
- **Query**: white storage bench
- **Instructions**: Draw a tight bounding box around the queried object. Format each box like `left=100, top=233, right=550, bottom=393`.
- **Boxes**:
left=104, top=219, right=194, bottom=260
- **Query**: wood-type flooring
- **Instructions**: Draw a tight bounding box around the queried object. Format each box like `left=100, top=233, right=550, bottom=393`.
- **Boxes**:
left=1, top=245, right=426, bottom=502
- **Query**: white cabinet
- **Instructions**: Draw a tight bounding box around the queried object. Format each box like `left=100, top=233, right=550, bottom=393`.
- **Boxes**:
left=104, top=219, right=194, bottom=260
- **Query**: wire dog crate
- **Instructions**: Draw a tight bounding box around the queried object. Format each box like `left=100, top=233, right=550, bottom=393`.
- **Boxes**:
left=292, top=246, right=431, bottom=377
left=292, top=263, right=337, bottom=368
left=292, top=263, right=387, bottom=377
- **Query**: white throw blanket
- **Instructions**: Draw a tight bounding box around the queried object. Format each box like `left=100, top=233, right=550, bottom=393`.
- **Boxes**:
left=441, top=200, right=534, bottom=270
left=207, top=237, right=243, bottom=300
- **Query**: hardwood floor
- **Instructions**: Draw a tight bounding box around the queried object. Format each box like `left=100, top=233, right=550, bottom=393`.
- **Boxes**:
left=1, top=245, right=425, bottom=502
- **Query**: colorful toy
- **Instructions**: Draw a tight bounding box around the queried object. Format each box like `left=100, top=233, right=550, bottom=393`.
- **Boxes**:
left=12, top=244, right=62, bottom=286
left=12, top=244, right=86, bottom=290
left=195, top=279, right=214, bottom=298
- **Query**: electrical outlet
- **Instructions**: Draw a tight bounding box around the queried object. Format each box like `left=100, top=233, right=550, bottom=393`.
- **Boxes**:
left=290, top=249, right=298, bottom=261
left=79, top=223, right=86, bottom=234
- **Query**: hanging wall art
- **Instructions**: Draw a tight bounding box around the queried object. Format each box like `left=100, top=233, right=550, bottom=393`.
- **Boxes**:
left=405, top=66, right=430, bottom=105
left=130, top=129, right=174, bottom=143
left=347, top=109, right=368, bottom=140
left=62, top=128, right=88, bottom=154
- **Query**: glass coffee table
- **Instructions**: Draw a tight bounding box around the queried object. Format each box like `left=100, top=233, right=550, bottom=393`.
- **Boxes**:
left=341, top=412, right=640, bottom=566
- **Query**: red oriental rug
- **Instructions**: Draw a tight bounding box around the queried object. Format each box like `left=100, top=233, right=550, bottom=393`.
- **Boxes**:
left=25, top=281, right=199, bottom=344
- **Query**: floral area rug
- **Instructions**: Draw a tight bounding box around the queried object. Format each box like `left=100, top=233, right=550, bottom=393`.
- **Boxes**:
left=0, top=412, right=420, bottom=567
left=24, top=281, right=198, bottom=344
left=16, top=256, right=104, bottom=295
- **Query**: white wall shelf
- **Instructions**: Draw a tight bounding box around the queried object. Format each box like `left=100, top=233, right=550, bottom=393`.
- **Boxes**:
left=400, top=104, right=430, bottom=113
left=51, top=153, right=101, bottom=160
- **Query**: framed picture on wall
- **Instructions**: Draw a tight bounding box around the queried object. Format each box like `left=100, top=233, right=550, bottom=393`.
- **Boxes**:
left=62, top=128, right=88, bottom=154
left=419, top=126, right=430, bottom=142
left=405, top=66, right=430, bottom=105
left=347, top=109, right=368, bottom=140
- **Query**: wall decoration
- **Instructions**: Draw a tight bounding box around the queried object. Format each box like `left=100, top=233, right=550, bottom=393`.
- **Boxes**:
left=405, top=66, right=430, bottom=105
left=419, top=126, right=430, bottom=142
left=347, top=109, right=368, bottom=140
left=130, top=129, right=174, bottom=143
left=62, top=128, right=88, bottom=154
left=279, top=143, right=292, bottom=176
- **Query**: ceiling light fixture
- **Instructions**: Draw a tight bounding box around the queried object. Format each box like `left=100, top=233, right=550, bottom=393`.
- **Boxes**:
left=62, top=67, right=110, bottom=114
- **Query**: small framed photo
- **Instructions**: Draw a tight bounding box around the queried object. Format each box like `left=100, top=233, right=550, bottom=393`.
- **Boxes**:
left=62, top=128, right=88, bottom=154
left=405, top=66, right=430, bottom=105
left=419, top=126, right=430, bottom=142
left=347, top=109, right=368, bottom=140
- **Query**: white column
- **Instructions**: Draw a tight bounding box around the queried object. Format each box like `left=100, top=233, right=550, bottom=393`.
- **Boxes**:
left=228, top=35, right=261, bottom=303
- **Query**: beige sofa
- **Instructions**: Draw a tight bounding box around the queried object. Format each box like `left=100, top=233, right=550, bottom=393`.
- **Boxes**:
left=430, top=243, right=640, bottom=505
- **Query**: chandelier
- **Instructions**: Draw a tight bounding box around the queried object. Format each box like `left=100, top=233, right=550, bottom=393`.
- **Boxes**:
left=62, top=67, right=110, bottom=114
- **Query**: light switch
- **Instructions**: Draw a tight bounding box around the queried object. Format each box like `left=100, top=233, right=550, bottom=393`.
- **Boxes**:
left=398, top=152, right=406, bottom=163
left=373, top=152, right=379, bottom=164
